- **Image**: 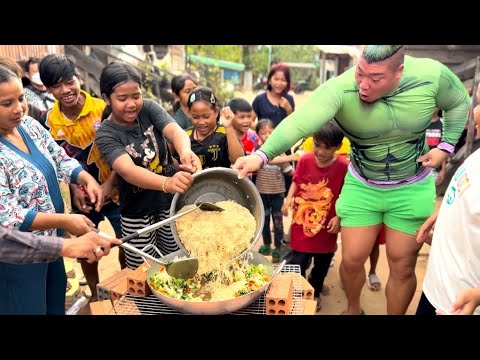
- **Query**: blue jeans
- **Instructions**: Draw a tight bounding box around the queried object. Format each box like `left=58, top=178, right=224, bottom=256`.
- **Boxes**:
left=261, top=193, right=284, bottom=249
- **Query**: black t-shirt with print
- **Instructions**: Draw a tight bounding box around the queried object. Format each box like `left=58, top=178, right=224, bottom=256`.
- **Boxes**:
left=95, top=99, right=176, bottom=217
left=186, top=125, right=232, bottom=169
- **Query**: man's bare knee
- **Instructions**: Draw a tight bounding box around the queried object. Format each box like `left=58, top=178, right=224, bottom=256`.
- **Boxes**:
left=341, top=259, right=365, bottom=274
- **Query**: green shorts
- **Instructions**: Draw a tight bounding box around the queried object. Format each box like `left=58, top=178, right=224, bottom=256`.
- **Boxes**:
left=336, top=171, right=436, bottom=235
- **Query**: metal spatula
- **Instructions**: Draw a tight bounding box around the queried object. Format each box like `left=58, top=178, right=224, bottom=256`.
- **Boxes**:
left=80, top=202, right=224, bottom=280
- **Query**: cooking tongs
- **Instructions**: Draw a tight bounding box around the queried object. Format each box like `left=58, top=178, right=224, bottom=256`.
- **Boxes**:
left=80, top=202, right=224, bottom=280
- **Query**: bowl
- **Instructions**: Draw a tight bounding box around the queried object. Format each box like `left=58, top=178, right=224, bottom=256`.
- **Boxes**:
left=169, top=167, right=264, bottom=257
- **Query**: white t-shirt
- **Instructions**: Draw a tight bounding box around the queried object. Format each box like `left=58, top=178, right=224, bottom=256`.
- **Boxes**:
left=423, top=148, right=480, bottom=315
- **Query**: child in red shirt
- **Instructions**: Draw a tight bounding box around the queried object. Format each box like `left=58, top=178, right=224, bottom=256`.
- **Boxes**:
left=282, top=120, right=348, bottom=309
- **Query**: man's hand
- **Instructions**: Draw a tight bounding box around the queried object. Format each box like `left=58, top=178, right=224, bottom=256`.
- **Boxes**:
left=232, top=154, right=264, bottom=179
left=62, top=231, right=122, bottom=263
left=417, top=148, right=449, bottom=169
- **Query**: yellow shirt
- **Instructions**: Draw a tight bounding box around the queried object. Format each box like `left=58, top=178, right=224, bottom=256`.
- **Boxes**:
left=300, top=136, right=351, bottom=157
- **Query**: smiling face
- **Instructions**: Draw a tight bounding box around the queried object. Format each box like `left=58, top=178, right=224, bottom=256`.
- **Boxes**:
left=104, top=80, right=143, bottom=125
left=47, top=76, right=82, bottom=110
left=231, top=110, right=253, bottom=135
left=189, top=100, right=219, bottom=138
left=0, top=77, right=25, bottom=134
left=354, top=56, right=404, bottom=103
left=269, top=70, right=289, bottom=95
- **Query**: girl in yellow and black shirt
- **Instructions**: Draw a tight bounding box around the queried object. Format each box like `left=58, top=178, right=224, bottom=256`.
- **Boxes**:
left=186, top=87, right=245, bottom=169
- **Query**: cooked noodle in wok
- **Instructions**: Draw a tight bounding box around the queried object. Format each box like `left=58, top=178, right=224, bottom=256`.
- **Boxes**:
left=175, top=200, right=256, bottom=275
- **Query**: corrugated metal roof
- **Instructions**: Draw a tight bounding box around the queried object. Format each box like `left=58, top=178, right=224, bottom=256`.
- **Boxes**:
left=0, top=45, right=63, bottom=62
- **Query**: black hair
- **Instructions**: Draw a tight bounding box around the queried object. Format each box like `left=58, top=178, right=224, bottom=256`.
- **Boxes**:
left=256, top=118, right=275, bottom=134
left=99, top=62, right=142, bottom=120
left=101, top=106, right=112, bottom=122
left=228, top=97, right=252, bottom=114
left=266, top=63, right=291, bottom=94
left=24, top=57, right=40, bottom=73
left=313, top=120, right=344, bottom=148
left=39, top=54, right=78, bottom=88
left=187, top=87, right=220, bottom=122
left=100, top=61, right=141, bottom=98
left=171, top=74, right=198, bottom=113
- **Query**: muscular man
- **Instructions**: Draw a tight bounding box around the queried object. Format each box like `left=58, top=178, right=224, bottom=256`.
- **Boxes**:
left=234, top=45, right=469, bottom=314
left=0, top=226, right=121, bottom=265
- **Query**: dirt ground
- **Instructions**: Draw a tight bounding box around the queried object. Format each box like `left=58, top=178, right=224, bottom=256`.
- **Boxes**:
left=67, top=90, right=437, bottom=315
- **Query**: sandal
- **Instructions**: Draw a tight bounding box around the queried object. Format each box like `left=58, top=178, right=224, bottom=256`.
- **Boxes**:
left=259, top=245, right=271, bottom=255
left=367, top=273, right=382, bottom=291
left=271, top=248, right=281, bottom=263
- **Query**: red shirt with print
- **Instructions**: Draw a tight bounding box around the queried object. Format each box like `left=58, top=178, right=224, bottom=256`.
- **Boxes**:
left=290, top=153, right=348, bottom=253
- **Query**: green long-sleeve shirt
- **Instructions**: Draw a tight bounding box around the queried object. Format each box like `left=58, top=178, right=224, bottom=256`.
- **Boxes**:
left=261, top=55, right=469, bottom=181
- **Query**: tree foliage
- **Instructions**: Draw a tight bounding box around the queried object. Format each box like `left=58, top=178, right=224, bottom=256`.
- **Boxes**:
left=271, top=45, right=318, bottom=65
left=187, top=45, right=242, bottom=63
left=244, top=45, right=319, bottom=79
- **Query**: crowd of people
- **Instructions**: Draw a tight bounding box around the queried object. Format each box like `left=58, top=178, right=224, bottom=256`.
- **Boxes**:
left=0, top=45, right=479, bottom=315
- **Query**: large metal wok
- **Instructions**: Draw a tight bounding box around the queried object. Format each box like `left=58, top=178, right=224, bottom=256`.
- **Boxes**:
left=146, top=250, right=285, bottom=315
left=169, top=167, right=265, bottom=260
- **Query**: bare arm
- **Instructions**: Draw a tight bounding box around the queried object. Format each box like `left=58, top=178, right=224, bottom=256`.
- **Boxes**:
left=282, top=181, right=297, bottom=216
left=162, top=122, right=202, bottom=173
left=111, top=154, right=193, bottom=194
left=249, top=110, right=258, bottom=131
left=221, top=107, right=246, bottom=164
left=269, top=153, right=296, bottom=165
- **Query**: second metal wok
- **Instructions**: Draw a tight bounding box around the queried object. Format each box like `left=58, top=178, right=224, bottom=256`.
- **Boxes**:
left=146, top=250, right=285, bottom=315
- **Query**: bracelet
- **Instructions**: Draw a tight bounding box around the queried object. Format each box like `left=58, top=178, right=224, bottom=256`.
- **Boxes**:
left=254, top=150, right=269, bottom=167
left=161, top=177, right=169, bottom=193
left=437, top=142, right=455, bottom=155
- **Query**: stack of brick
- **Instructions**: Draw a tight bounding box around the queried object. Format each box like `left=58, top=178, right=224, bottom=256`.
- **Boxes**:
left=265, top=274, right=294, bottom=315
left=127, top=260, right=153, bottom=297
left=96, top=267, right=133, bottom=301
left=277, top=273, right=318, bottom=314
left=89, top=300, right=115, bottom=315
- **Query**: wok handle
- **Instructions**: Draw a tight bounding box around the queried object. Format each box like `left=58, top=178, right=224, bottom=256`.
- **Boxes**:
left=271, top=260, right=286, bottom=280
left=76, top=206, right=200, bottom=263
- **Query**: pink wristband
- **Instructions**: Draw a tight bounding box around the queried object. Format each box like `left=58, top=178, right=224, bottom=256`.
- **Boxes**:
left=254, top=150, right=269, bottom=167
left=437, top=142, right=455, bottom=155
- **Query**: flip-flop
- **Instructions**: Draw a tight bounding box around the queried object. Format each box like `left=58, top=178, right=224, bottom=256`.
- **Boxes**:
left=367, top=273, right=381, bottom=291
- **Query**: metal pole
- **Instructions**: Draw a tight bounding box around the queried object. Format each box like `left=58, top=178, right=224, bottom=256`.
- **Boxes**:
left=464, top=56, right=480, bottom=160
